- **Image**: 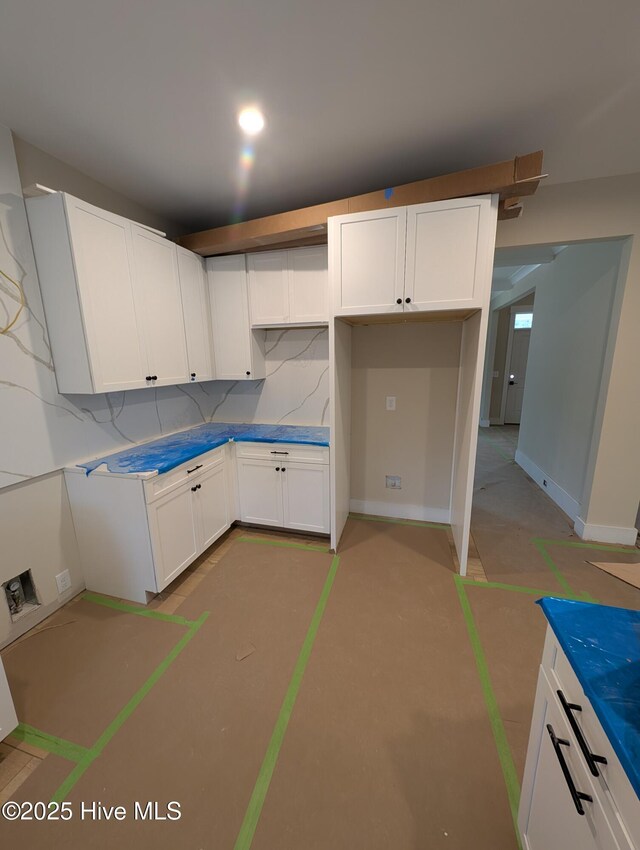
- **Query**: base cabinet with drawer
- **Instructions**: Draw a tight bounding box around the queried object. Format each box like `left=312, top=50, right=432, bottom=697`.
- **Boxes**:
left=65, top=445, right=232, bottom=604
left=519, top=626, right=639, bottom=850
left=235, top=442, right=330, bottom=534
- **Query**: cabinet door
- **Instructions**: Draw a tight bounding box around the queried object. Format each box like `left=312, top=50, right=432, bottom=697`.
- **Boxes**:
left=519, top=671, right=617, bottom=850
left=177, top=247, right=214, bottom=382
left=195, top=461, right=230, bottom=550
left=282, top=462, right=330, bottom=533
left=0, top=659, right=18, bottom=742
left=331, top=208, right=406, bottom=316
left=65, top=198, right=148, bottom=391
left=236, top=458, right=283, bottom=526
left=288, top=246, right=328, bottom=324
left=405, top=197, right=493, bottom=310
left=131, top=226, right=189, bottom=386
left=248, top=250, right=290, bottom=325
left=147, top=482, right=199, bottom=590
left=208, top=255, right=259, bottom=380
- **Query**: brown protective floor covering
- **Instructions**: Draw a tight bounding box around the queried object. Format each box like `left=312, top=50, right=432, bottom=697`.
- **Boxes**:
left=250, top=519, right=517, bottom=850
left=3, top=541, right=333, bottom=848
left=589, top=561, right=640, bottom=591
left=2, top=597, right=181, bottom=748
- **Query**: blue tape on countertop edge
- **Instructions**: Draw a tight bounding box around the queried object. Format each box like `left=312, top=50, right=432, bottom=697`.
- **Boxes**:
left=77, top=423, right=330, bottom=477
left=537, top=596, right=640, bottom=799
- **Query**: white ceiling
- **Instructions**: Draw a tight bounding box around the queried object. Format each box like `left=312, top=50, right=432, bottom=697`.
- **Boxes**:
left=1, top=1, right=639, bottom=233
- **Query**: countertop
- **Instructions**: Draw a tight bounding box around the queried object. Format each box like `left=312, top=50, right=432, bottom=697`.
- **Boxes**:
left=538, top=597, right=640, bottom=798
left=76, top=423, right=330, bottom=476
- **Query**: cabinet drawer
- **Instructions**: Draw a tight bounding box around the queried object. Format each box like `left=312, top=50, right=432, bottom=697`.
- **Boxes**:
left=233, top=441, right=329, bottom=465
left=144, top=446, right=227, bottom=503
left=542, top=631, right=640, bottom=845
left=521, top=667, right=631, bottom=850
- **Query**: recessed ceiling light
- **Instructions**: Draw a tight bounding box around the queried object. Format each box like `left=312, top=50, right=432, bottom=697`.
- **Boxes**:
left=238, top=106, right=265, bottom=136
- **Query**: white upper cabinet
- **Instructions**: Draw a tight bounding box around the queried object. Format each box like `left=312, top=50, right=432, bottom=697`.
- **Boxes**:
left=130, top=226, right=189, bottom=387
left=405, top=197, right=496, bottom=310
left=26, top=193, right=205, bottom=394
left=206, top=255, right=266, bottom=380
left=176, top=247, right=214, bottom=382
left=288, top=245, right=328, bottom=324
left=247, top=250, right=290, bottom=325
left=28, top=194, right=148, bottom=393
left=330, top=208, right=406, bottom=316
left=330, top=196, right=497, bottom=317
left=248, top=245, right=328, bottom=327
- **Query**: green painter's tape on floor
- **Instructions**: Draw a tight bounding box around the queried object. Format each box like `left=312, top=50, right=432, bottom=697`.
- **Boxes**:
left=233, top=555, right=340, bottom=850
left=82, top=591, right=197, bottom=626
left=459, top=577, right=583, bottom=600
left=50, top=611, right=209, bottom=804
left=236, top=535, right=330, bottom=553
left=454, top=575, right=523, bottom=850
left=12, top=723, right=90, bottom=763
left=349, top=513, right=450, bottom=530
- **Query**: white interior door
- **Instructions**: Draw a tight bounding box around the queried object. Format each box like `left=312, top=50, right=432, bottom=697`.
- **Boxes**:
left=505, top=322, right=532, bottom=424
left=0, top=659, right=18, bottom=742
left=131, top=226, right=189, bottom=386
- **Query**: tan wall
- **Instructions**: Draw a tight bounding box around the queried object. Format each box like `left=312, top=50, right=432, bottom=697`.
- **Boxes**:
left=496, top=173, right=640, bottom=536
left=350, top=322, right=461, bottom=519
left=12, top=135, right=177, bottom=237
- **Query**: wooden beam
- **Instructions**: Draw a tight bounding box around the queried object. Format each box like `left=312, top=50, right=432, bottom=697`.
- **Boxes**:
left=178, top=151, right=545, bottom=257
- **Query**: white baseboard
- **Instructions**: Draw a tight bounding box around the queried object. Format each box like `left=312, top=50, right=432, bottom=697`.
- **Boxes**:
left=574, top=517, right=638, bottom=547
left=349, top=499, right=450, bottom=524
left=489, top=417, right=503, bottom=425
left=515, top=450, right=580, bottom=521
left=479, top=419, right=491, bottom=428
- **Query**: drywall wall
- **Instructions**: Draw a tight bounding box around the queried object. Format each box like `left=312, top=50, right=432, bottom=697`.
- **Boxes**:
left=514, top=241, right=624, bottom=518
left=0, top=472, right=83, bottom=649
left=12, top=135, right=178, bottom=237
left=350, top=322, right=461, bottom=522
left=496, top=173, right=639, bottom=543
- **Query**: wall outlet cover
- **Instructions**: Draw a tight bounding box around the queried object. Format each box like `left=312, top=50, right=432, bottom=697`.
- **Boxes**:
left=55, top=570, right=72, bottom=595
left=385, top=396, right=396, bottom=411
left=385, top=475, right=402, bottom=489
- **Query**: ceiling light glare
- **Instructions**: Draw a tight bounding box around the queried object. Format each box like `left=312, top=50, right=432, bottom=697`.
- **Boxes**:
left=238, top=106, right=265, bottom=136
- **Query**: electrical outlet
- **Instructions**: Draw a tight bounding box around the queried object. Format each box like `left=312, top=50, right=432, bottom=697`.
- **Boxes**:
left=385, top=396, right=396, bottom=411
left=55, top=570, right=72, bottom=595
left=385, top=475, right=402, bottom=489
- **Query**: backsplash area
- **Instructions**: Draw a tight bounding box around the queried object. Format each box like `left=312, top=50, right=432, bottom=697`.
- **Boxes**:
left=0, top=125, right=328, bottom=491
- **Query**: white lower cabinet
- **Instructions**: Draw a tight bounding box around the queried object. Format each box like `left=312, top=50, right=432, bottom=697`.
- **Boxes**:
left=519, top=627, right=639, bottom=850
left=65, top=445, right=232, bottom=604
left=236, top=443, right=330, bottom=534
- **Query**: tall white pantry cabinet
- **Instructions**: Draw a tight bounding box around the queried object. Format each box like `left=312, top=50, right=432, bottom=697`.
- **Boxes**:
left=328, top=195, right=499, bottom=574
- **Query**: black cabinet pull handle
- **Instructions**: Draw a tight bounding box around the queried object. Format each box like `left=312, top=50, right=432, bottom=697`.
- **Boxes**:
left=187, top=464, right=203, bottom=474
left=246, top=371, right=251, bottom=376
left=281, top=467, right=286, bottom=472
left=197, top=484, right=201, bottom=490
left=275, top=467, right=280, bottom=471
left=145, top=376, right=152, bottom=382
left=191, top=486, right=197, bottom=492
left=270, top=451, right=289, bottom=455
left=396, top=298, right=402, bottom=304
left=191, top=372, right=196, bottom=378
left=405, top=297, right=411, bottom=303
left=557, top=690, right=607, bottom=776
left=546, top=724, right=592, bottom=815
left=151, top=375, right=158, bottom=381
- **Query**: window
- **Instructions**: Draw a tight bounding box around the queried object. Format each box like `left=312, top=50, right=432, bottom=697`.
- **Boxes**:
left=514, top=312, right=533, bottom=329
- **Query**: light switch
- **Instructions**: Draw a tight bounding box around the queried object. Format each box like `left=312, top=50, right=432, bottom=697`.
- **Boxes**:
left=386, top=396, right=396, bottom=411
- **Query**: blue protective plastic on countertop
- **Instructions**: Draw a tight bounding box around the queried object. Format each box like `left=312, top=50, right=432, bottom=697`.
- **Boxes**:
left=538, top=597, right=640, bottom=798
left=77, top=423, right=330, bottom=476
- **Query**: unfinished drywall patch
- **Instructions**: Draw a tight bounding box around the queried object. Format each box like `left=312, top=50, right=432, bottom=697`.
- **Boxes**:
left=350, top=322, right=461, bottom=521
